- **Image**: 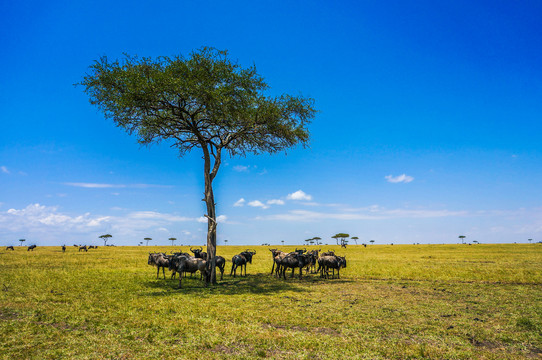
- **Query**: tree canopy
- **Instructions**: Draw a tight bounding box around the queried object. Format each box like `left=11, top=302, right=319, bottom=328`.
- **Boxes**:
left=80, top=47, right=316, bottom=284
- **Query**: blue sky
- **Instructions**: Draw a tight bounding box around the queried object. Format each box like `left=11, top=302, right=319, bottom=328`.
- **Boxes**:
left=1, top=0, right=542, bottom=246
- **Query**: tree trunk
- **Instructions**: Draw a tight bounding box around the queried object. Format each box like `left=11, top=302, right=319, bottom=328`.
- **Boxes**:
left=202, top=145, right=219, bottom=285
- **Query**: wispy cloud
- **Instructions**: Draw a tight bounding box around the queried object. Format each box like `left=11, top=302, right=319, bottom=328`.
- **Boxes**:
left=385, top=174, right=414, bottom=183
left=287, top=190, right=313, bottom=201
left=233, top=165, right=249, bottom=172
left=1, top=166, right=10, bottom=174
left=234, top=198, right=246, bottom=207
left=267, top=199, right=285, bottom=205
left=247, top=200, right=269, bottom=209
left=256, top=206, right=468, bottom=222
left=64, top=182, right=172, bottom=189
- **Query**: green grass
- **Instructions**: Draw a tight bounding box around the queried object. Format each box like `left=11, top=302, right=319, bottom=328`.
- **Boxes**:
left=1, top=244, right=541, bottom=359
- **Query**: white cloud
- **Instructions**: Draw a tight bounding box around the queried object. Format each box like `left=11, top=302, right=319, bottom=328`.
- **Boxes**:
left=385, top=174, right=414, bottom=183
left=287, top=190, right=313, bottom=201
left=256, top=206, right=469, bottom=222
left=233, top=165, right=249, bottom=172
left=234, top=198, right=246, bottom=207
left=247, top=200, right=269, bottom=209
left=197, top=215, right=228, bottom=223
left=64, top=183, right=172, bottom=189
left=267, top=199, right=285, bottom=205
left=1, top=166, right=10, bottom=174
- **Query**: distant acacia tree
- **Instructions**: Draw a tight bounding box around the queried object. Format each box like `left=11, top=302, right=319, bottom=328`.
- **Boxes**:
left=370, top=240, right=375, bottom=245
left=313, top=237, right=321, bottom=245
left=144, top=237, right=152, bottom=246
left=459, top=235, right=466, bottom=244
left=351, top=236, right=359, bottom=245
left=80, top=48, right=315, bottom=284
left=19, top=239, right=26, bottom=246
left=99, top=234, right=112, bottom=246
left=332, top=233, right=350, bottom=248
left=528, top=238, right=533, bottom=244
left=169, top=237, right=177, bottom=246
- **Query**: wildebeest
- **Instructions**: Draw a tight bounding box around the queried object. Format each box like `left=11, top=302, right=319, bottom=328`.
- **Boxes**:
left=79, top=245, right=88, bottom=252
left=148, top=253, right=171, bottom=279
left=317, top=255, right=347, bottom=279
left=230, top=250, right=256, bottom=277
left=277, top=252, right=312, bottom=280
left=269, top=249, right=287, bottom=275
left=212, top=255, right=226, bottom=281
left=306, top=249, right=320, bottom=274
left=6, top=246, right=14, bottom=251
left=168, top=254, right=207, bottom=288
left=27, top=245, right=36, bottom=251
left=62, top=245, right=66, bottom=252
left=190, top=246, right=207, bottom=260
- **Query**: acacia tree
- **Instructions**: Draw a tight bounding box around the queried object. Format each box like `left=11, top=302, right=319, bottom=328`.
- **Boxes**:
left=332, top=233, right=350, bottom=248
left=80, top=48, right=315, bottom=284
left=144, top=237, right=152, bottom=246
left=99, top=234, right=112, bottom=246
left=19, top=239, right=26, bottom=246
left=169, top=237, right=177, bottom=246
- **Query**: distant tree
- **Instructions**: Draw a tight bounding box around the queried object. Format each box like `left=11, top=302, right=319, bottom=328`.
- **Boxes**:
left=19, top=239, right=26, bottom=246
left=473, top=240, right=479, bottom=244
left=351, top=236, right=359, bottom=245
left=528, top=238, right=533, bottom=244
left=370, top=240, right=375, bottom=244
left=332, top=233, right=350, bottom=248
left=99, top=234, right=112, bottom=246
left=313, top=237, right=321, bottom=245
left=281, top=240, right=285, bottom=246
left=224, top=239, right=228, bottom=246
left=305, top=238, right=311, bottom=246
left=169, top=237, right=177, bottom=246
left=144, top=237, right=152, bottom=246
left=309, top=238, right=315, bottom=245
left=459, top=235, right=466, bottom=244
left=80, top=48, right=315, bottom=285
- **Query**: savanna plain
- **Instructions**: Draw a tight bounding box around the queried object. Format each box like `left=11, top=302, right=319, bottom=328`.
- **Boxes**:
left=0, top=243, right=541, bottom=359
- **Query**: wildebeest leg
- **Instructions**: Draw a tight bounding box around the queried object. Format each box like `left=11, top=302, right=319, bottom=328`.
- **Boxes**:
left=337, top=268, right=340, bottom=279
left=291, top=268, right=295, bottom=278
left=299, top=267, right=303, bottom=279
left=156, top=267, right=160, bottom=279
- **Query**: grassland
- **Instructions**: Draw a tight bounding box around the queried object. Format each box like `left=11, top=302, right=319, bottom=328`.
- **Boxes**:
left=0, top=244, right=541, bottom=359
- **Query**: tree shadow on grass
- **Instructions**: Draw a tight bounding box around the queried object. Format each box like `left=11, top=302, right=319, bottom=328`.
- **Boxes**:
left=142, top=272, right=349, bottom=296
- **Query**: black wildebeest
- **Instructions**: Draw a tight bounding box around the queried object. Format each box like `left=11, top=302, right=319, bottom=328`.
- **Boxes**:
left=230, top=250, right=256, bottom=277
left=61, top=245, right=66, bottom=252
left=278, top=252, right=311, bottom=280
left=190, top=246, right=207, bottom=260
left=27, top=245, right=36, bottom=251
left=6, top=246, right=14, bottom=251
left=317, top=255, right=347, bottom=279
left=79, top=245, right=88, bottom=252
left=148, top=253, right=171, bottom=279
left=269, top=249, right=287, bottom=275
left=169, top=254, right=207, bottom=288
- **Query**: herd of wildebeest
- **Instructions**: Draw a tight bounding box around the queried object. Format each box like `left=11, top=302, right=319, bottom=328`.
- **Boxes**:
left=4, top=244, right=347, bottom=288
left=148, top=247, right=347, bottom=288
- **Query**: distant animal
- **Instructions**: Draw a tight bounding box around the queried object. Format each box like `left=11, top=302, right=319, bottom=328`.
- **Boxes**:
left=79, top=245, right=88, bottom=252
left=6, top=246, right=14, bottom=251
left=230, top=250, right=256, bottom=277
left=62, top=245, right=66, bottom=252
left=168, top=254, right=207, bottom=288
left=27, top=245, right=36, bottom=251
